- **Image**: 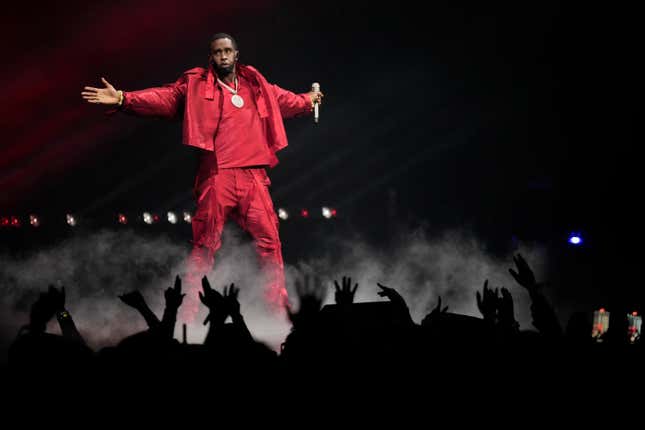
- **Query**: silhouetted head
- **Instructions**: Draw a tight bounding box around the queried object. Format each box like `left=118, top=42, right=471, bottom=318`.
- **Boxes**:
left=209, top=33, right=239, bottom=77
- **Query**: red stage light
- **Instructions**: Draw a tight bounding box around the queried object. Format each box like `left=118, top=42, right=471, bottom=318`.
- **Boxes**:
left=1, top=217, right=10, bottom=227
left=118, top=214, right=128, bottom=225
left=300, top=209, right=309, bottom=218
left=10, top=216, right=21, bottom=227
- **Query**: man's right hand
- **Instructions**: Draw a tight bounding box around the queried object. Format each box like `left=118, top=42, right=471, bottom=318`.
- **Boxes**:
left=81, top=77, right=121, bottom=105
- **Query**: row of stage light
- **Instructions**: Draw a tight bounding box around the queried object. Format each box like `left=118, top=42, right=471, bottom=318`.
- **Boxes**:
left=0, top=207, right=338, bottom=228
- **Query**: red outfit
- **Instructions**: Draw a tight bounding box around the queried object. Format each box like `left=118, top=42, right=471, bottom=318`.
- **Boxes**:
left=118, top=64, right=312, bottom=321
left=212, top=74, right=273, bottom=168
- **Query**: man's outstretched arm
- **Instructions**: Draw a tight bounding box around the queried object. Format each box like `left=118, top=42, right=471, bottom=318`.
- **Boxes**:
left=82, top=75, right=186, bottom=119
left=269, top=83, right=323, bottom=119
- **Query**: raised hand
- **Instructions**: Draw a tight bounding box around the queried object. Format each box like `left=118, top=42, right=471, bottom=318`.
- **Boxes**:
left=509, top=255, right=559, bottom=336
left=421, top=296, right=449, bottom=327
left=118, top=290, right=147, bottom=310
left=28, top=284, right=86, bottom=343
left=376, top=283, right=407, bottom=308
left=221, top=282, right=254, bottom=342
left=476, top=280, right=499, bottom=322
left=223, top=283, right=241, bottom=317
left=81, top=77, right=121, bottom=105
left=47, top=285, right=66, bottom=312
left=164, top=275, right=186, bottom=310
left=508, top=253, right=538, bottom=291
left=28, top=292, right=55, bottom=332
left=198, top=275, right=223, bottom=308
left=159, top=275, right=186, bottom=338
left=287, top=274, right=324, bottom=328
left=198, top=276, right=226, bottom=325
left=377, top=282, right=414, bottom=325
left=33, top=285, right=67, bottom=325
left=498, top=287, right=519, bottom=332
left=119, top=290, right=159, bottom=329
left=334, top=276, right=358, bottom=307
left=430, top=296, right=449, bottom=317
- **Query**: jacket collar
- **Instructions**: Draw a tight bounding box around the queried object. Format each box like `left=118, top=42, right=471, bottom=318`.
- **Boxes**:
left=205, top=62, right=216, bottom=100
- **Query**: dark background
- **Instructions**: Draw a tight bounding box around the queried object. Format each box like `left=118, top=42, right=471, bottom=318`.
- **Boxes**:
left=1, top=1, right=641, bottom=309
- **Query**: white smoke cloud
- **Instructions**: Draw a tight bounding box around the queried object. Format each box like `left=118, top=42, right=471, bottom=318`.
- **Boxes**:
left=282, top=227, right=549, bottom=331
left=0, top=224, right=551, bottom=364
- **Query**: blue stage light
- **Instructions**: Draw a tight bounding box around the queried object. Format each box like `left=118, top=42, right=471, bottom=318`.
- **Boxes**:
left=568, top=233, right=583, bottom=245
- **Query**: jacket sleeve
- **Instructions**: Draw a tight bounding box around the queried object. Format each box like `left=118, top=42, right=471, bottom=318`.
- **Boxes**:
left=120, top=74, right=187, bottom=120
left=269, top=84, right=312, bottom=119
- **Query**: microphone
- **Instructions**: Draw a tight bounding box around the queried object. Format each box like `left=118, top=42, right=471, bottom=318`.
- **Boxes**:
left=312, top=82, right=320, bottom=123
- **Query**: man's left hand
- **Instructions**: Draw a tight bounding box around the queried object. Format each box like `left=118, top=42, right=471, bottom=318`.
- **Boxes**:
left=307, top=90, right=324, bottom=107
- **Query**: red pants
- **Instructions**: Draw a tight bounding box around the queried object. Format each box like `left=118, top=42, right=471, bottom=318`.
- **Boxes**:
left=181, top=167, right=287, bottom=322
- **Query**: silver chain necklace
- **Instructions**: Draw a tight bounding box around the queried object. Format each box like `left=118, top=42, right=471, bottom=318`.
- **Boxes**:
left=217, top=76, right=244, bottom=108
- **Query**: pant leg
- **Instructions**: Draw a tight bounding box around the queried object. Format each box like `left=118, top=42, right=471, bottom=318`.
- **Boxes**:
left=182, top=171, right=236, bottom=323
left=234, top=168, right=287, bottom=310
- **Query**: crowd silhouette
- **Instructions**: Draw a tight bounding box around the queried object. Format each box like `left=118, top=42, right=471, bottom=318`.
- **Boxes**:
left=5, top=253, right=642, bottom=397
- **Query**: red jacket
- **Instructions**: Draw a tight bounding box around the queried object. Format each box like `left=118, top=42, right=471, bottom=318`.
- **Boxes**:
left=119, top=63, right=312, bottom=169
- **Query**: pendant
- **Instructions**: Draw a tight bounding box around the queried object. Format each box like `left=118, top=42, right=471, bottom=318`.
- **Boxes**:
left=231, top=94, right=244, bottom=108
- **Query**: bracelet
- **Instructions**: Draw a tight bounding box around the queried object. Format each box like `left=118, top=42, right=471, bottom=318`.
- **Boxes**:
left=117, top=90, right=124, bottom=106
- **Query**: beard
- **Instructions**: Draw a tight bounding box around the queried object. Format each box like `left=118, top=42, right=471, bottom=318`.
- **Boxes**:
left=215, top=63, right=235, bottom=77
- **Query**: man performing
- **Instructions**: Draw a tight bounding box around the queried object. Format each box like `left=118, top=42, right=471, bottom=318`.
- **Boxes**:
left=82, top=33, right=323, bottom=322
